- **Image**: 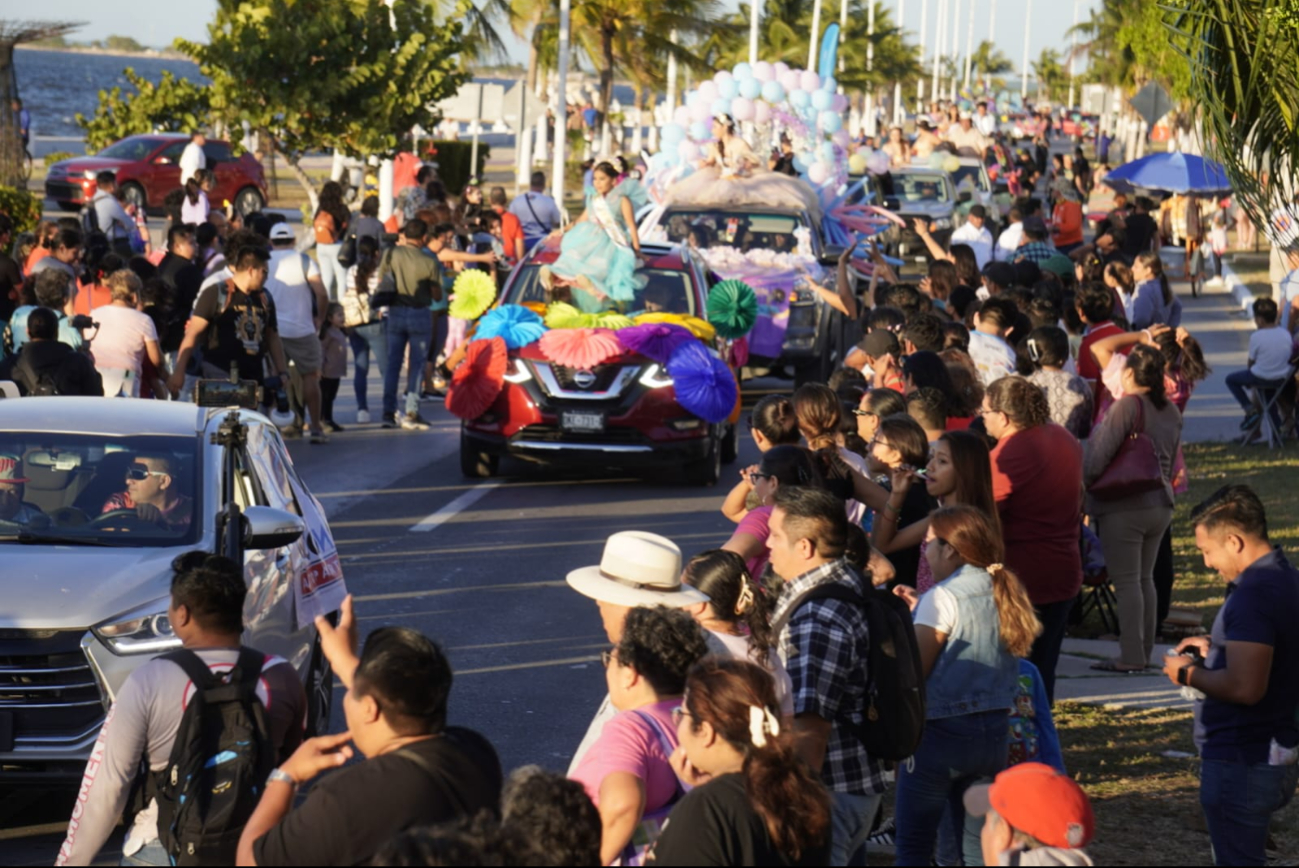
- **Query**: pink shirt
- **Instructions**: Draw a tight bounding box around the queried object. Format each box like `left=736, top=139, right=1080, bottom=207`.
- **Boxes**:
left=90, top=304, right=158, bottom=375
left=736, top=506, right=773, bottom=580
left=569, top=699, right=681, bottom=812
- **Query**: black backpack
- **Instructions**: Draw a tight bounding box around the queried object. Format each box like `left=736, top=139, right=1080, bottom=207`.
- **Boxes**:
left=14, top=352, right=63, bottom=396
left=154, top=648, right=276, bottom=866
left=80, top=198, right=102, bottom=236
left=773, top=580, right=926, bottom=762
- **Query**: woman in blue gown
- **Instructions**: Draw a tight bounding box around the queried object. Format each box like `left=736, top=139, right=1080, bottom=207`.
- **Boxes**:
left=542, top=160, right=649, bottom=313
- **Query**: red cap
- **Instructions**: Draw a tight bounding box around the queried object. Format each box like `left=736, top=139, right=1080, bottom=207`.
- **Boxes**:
left=963, top=763, right=1094, bottom=850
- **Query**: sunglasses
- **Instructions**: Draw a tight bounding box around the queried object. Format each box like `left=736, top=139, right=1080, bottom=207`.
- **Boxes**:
left=748, top=472, right=773, bottom=486
left=600, top=649, right=616, bottom=668
left=126, top=464, right=168, bottom=482
left=852, top=409, right=877, bottom=418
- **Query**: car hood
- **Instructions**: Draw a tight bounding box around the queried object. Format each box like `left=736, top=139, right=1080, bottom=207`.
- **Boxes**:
left=0, top=546, right=181, bottom=630
left=49, top=156, right=133, bottom=175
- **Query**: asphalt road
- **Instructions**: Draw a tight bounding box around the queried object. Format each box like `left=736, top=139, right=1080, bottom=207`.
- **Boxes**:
left=0, top=382, right=757, bottom=865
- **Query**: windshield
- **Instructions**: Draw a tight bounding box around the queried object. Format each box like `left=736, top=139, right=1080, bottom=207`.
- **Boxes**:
left=96, top=137, right=165, bottom=162
left=659, top=209, right=807, bottom=254
left=0, top=434, right=200, bottom=547
left=505, top=265, right=698, bottom=316
left=951, top=164, right=990, bottom=193
left=893, top=174, right=952, bottom=204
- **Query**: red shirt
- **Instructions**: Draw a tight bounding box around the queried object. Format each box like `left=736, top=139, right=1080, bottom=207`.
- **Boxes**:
left=991, top=424, right=1084, bottom=605
left=494, top=206, right=524, bottom=263
left=1077, top=321, right=1123, bottom=385
left=73, top=283, right=114, bottom=316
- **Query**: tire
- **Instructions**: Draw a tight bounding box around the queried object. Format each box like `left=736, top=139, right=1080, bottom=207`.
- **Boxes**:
left=460, top=430, right=500, bottom=478
left=304, top=634, right=334, bottom=738
left=685, top=430, right=722, bottom=486
left=120, top=182, right=146, bottom=214
left=235, top=186, right=266, bottom=216
left=720, top=419, right=740, bottom=465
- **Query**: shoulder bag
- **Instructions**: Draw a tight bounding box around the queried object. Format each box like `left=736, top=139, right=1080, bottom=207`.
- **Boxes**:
left=1088, top=395, right=1165, bottom=501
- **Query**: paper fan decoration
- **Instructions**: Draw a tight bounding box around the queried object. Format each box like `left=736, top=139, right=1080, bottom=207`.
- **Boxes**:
left=544, top=302, right=585, bottom=329
left=539, top=328, right=625, bottom=370
left=635, top=312, right=717, bottom=342
left=707, top=279, right=758, bottom=339
left=445, top=337, right=508, bottom=420
left=448, top=269, right=497, bottom=320
left=667, top=341, right=739, bottom=424
left=616, top=322, right=696, bottom=364
left=475, top=304, right=546, bottom=349
left=593, top=311, right=634, bottom=331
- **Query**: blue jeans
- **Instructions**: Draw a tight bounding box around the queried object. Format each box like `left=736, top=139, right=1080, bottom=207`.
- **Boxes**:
left=829, top=790, right=884, bottom=867
left=1200, top=758, right=1299, bottom=866
left=895, top=711, right=1010, bottom=867
left=349, top=322, right=387, bottom=411
left=1225, top=369, right=1288, bottom=421
left=382, top=306, right=431, bottom=417
left=120, top=839, right=169, bottom=866
left=316, top=242, right=344, bottom=301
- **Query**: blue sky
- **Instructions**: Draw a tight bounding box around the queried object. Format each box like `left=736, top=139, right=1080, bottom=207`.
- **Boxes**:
left=45, top=0, right=1096, bottom=74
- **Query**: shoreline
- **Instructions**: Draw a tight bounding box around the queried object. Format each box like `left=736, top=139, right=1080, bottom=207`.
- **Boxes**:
left=16, top=44, right=191, bottom=62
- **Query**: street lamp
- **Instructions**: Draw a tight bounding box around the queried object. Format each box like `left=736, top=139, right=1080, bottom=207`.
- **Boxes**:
left=552, top=0, right=570, bottom=208
left=1021, top=0, right=1031, bottom=102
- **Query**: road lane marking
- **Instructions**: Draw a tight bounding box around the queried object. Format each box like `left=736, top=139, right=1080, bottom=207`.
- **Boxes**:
left=410, top=481, right=503, bottom=533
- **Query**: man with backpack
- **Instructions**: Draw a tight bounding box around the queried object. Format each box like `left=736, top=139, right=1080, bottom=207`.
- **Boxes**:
left=56, top=552, right=307, bottom=866
left=86, top=171, right=137, bottom=258
left=237, top=596, right=503, bottom=866
left=767, top=487, right=919, bottom=866
left=0, top=307, right=102, bottom=396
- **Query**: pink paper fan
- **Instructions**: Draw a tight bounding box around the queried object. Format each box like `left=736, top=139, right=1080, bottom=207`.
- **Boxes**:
left=538, top=328, right=625, bottom=371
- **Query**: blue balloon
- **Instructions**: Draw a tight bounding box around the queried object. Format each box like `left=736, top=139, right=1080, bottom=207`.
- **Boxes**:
left=761, top=80, right=786, bottom=104
left=790, top=89, right=811, bottom=109
left=820, top=142, right=837, bottom=162
left=718, top=78, right=739, bottom=100
left=822, top=76, right=837, bottom=93
left=820, top=111, right=844, bottom=133
left=711, top=97, right=733, bottom=117
left=689, top=121, right=711, bottom=141
left=660, top=123, right=685, bottom=145
left=686, top=92, right=699, bottom=108
left=811, top=89, right=833, bottom=111
left=798, top=151, right=817, bottom=169
left=793, top=153, right=810, bottom=173
left=739, top=78, right=762, bottom=100
left=733, top=62, right=753, bottom=80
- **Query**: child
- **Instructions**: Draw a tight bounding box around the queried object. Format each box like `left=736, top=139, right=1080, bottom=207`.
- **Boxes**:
left=320, top=302, right=348, bottom=433
left=1225, top=298, right=1295, bottom=436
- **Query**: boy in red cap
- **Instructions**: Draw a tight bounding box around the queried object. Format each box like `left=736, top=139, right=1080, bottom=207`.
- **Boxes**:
left=963, top=762, right=1096, bottom=866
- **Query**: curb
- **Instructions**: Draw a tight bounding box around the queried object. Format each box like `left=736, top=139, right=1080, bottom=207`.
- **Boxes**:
left=1220, top=259, right=1264, bottom=314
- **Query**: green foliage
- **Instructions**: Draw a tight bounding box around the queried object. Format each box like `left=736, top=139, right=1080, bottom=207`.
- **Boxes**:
left=74, top=69, right=210, bottom=153
left=104, top=35, right=146, bottom=53
left=43, top=151, right=76, bottom=168
left=0, top=186, right=43, bottom=237
left=1032, top=49, right=1069, bottom=101
left=428, top=141, right=491, bottom=196
left=177, top=0, right=469, bottom=185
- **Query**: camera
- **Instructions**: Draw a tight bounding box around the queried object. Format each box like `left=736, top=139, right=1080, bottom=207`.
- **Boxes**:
left=70, top=315, right=98, bottom=331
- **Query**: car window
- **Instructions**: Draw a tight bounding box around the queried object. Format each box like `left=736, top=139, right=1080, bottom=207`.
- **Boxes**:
left=951, top=165, right=990, bottom=193
left=97, top=137, right=166, bottom=162
left=659, top=209, right=805, bottom=254
left=0, top=433, right=200, bottom=547
left=154, top=141, right=187, bottom=164
left=244, top=424, right=301, bottom=516
left=894, top=174, right=951, bottom=203
left=203, top=142, right=233, bottom=164
left=504, top=265, right=697, bottom=316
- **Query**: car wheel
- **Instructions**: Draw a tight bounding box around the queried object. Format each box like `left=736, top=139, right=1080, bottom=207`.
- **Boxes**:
left=685, top=430, right=722, bottom=486
left=304, top=634, right=334, bottom=738
left=720, top=419, right=740, bottom=465
left=460, top=430, right=500, bottom=479
left=121, top=182, right=146, bottom=214
left=235, top=187, right=266, bottom=216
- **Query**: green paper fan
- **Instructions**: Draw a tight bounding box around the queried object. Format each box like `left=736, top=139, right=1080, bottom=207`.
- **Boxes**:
left=593, top=312, right=634, bottom=331
left=448, top=269, right=497, bottom=320
left=545, top=302, right=585, bottom=329
left=707, top=279, right=759, bottom=339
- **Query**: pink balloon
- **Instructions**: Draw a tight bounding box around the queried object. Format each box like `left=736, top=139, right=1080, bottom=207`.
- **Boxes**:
left=807, top=161, right=830, bottom=185
left=732, top=97, right=755, bottom=121
left=752, top=61, right=774, bottom=82
left=698, top=80, right=719, bottom=102
left=800, top=70, right=821, bottom=92
left=831, top=94, right=849, bottom=112
left=715, top=70, right=733, bottom=85
left=690, top=99, right=712, bottom=123
left=673, top=105, right=691, bottom=126
left=773, top=61, right=790, bottom=76
left=779, top=69, right=801, bottom=93
left=678, top=141, right=701, bottom=162
left=753, top=100, right=771, bottom=124
left=832, top=129, right=851, bottom=148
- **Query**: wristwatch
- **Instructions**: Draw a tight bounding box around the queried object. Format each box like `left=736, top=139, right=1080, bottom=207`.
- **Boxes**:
left=1177, top=665, right=1196, bottom=687
left=267, top=768, right=298, bottom=791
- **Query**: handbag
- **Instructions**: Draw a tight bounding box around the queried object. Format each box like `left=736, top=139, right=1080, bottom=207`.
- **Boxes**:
left=369, top=248, right=398, bottom=311
left=336, top=226, right=358, bottom=269
left=1088, top=396, right=1165, bottom=501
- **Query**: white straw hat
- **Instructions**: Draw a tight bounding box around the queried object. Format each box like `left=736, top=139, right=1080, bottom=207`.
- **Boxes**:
left=566, top=531, right=709, bottom=609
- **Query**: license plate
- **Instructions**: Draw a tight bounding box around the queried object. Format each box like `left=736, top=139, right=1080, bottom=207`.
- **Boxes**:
left=0, top=712, right=12, bottom=752
left=561, top=411, right=605, bottom=433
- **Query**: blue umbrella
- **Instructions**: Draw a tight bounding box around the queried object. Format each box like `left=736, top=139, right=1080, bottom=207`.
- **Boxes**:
left=1103, top=152, right=1232, bottom=195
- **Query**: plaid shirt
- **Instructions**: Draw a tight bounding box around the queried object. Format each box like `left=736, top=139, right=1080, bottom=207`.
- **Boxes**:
left=773, top=558, right=888, bottom=796
left=1014, top=241, right=1058, bottom=264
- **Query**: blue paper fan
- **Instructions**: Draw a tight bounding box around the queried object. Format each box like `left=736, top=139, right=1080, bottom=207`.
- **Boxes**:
left=667, top=341, right=738, bottom=424
left=474, top=304, right=546, bottom=349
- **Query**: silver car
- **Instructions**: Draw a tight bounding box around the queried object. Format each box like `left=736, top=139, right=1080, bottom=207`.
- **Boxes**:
left=0, top=398, right=338, bottom=781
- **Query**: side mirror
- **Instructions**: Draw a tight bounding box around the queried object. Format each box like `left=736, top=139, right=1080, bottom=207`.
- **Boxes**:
left=242, top=505, right=304, bottom=550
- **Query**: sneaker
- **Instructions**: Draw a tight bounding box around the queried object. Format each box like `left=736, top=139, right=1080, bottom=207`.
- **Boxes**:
left=326, top=421, right=345, bottom=433
left=400, top=412, right=431, bottom=431
left=381, top=413, right=399, bottom=429
left=280, top=424, right=303, bottom=440
left=1241, top=411, right=1261, bottom=431
left=356, top=410, right=371, bottom=425
left=309, top=430, right=330, bottom=445
left=866, top=817, right=896, bottom=853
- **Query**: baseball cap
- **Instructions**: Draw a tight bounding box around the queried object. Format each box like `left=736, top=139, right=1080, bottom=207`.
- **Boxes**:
left=964, top=763, right=1095, bottom=850
left=858, top=329, right=900, bottom=359
left=1041, top=254, right=1076, bottom=279
left=982, top=261, right=1016, bottom=288
left=269, top=223, right=295, bottom=242
left=1021, top=215, right=1049, bottom=236
left=968, top=204, right=988, bottom=220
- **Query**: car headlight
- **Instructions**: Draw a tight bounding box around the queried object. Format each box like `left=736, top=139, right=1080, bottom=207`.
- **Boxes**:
left=639, top=364, right=674, bottom=389
left=503, top=358, right=532, bottom=384
left=932, top=218, right=954, bottom=230
left=95, top=610, right=180, bottom=655
left=83, top=169, right=98, bottom=181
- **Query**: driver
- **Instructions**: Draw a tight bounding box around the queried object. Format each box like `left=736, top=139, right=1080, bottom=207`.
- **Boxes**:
left=101, top=454, right=192, bottom=530
left=0, top=454, right=44, bottom=525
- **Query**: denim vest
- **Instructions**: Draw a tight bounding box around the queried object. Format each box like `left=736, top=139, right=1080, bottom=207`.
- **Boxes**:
left=925, top=564, right=1019, bottom=720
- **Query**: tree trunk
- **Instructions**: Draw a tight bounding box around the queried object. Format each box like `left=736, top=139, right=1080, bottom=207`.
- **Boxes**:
left=0, top=40, right=23, bottom=188
left=272, top=136, right=320, bottom=213
left=631, top=82, right=645, bottom=155
left=599, top=25, right=615, bottom=156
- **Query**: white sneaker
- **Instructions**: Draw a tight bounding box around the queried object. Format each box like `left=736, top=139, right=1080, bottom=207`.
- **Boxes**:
left=356, top=410, right=371, bottom=424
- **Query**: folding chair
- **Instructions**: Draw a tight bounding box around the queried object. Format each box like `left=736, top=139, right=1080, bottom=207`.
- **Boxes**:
left=1241, top=363, right=1298, bottom=449
left=1076, top=568, right=1120, bottom=636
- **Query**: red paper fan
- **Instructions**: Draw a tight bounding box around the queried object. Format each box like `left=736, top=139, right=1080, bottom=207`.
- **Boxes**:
left=538, top=328, right=625, bottom=370
left=445, top=337, right=508, bottom=420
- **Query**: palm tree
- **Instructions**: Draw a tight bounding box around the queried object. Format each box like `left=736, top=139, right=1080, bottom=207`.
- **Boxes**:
left=969, top=40, right=1014, bottom=86
left=1032, top=48, right=1067, bottom=101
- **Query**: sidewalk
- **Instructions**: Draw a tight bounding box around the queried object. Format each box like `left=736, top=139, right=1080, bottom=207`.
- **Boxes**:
left=1054, top=638, right=1192, bottom=711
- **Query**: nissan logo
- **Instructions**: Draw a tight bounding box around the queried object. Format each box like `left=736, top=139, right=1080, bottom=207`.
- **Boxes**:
left=573, top=370, right=598, bottom=389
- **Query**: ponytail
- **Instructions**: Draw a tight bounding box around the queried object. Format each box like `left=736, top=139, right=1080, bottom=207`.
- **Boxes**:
left=185, top=176, right=201, bottom=206
left=987, top=562, right=1041, bottom=658
left=681, top=550, right=777, bottom=661
left=1137, top=252, right=1173, bottom=306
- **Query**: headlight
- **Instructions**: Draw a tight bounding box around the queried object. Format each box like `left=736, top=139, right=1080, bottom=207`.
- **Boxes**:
left=932, top=218, right=954, bottom=230
left=95, top=610, right=180, bottom=655
left=83, top=169, right=98, bottom=181
left=639, top=364, right=674, bottom=389
left=503, top=358, right=532, bottom=384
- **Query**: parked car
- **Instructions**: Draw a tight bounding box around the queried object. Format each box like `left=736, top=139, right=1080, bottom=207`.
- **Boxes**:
left=460, top=240, right=739, bottom=485
left=887, top=166, right=960, bottom=260
left=45, top=134, right=268, bottom=217
left=0, top=398, right=338, bottom=782
left=640, top=204, right=848, bottom=385
left=843, top=173, right=903, bottom=258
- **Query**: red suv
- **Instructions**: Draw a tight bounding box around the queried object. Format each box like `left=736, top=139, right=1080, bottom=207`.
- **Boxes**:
left=459, top=240, right=740, bottom=484
left=45, top=134, right=268, bottom=216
